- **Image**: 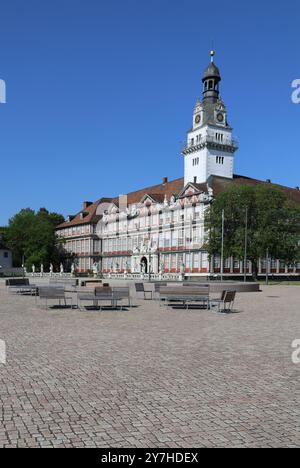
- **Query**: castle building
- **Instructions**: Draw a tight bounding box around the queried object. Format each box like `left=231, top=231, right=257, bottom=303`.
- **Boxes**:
left=56, top=52, right=300, bottom=277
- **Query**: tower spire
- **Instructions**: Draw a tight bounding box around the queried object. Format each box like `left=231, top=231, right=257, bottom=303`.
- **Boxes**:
left=202, top=50, right=221, bottom=103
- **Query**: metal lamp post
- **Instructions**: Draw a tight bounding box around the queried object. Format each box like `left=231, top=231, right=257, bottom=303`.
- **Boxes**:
left=244, top=207, right=248, bottom=283
left=266, top=248, right=269, bottom=285
left=220, top=209, right=225, bottom=281
left=148, top=252, right=152, bottom=282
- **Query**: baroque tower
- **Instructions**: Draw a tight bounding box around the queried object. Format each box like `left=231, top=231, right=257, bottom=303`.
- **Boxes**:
left=183, top=51, right=238, bottom=185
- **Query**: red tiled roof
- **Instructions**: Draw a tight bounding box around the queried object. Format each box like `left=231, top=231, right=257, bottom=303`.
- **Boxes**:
left=56, top=179, right=184, bottom=229
left=111, top=178, right=184, bottom=205
left=56, top=199, right=111, bottom=229
left=56, top=174, right=300, bottom=229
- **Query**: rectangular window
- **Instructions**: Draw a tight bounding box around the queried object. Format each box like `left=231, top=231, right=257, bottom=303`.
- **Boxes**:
left=178, top=229, right=184, bottom=247
left=171, top=231, right=178, bottom=248
left=185, top=253, right=191, bottom=270
left=178, top=253, right=183, bottom=271
left=164, top=235, right=170, bottom=248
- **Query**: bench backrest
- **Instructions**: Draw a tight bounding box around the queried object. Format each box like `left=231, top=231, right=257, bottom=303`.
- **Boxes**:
left=160, top=286, right=209, bottom=297
left=39, top=287, right=65, bottom=299
left=6, top=278, right=30, bottom=286
left=135, top=283, right=145, bottom=292
left=95, top=287, right=113, bottom=297
left=49, top=279, right=77, bottom=287
left=223, top=290, right=236, bottom=303
left=112, top=287, right=130, bottom=298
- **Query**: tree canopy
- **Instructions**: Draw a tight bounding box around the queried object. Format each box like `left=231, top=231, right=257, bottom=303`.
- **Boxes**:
left=204, top=184, right=300, bottom=279
left=4, top=208, right=73, bottom=270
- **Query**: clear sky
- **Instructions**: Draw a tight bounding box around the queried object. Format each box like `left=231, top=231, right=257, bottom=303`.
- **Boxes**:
left=0, top=0, right=299, bottom=225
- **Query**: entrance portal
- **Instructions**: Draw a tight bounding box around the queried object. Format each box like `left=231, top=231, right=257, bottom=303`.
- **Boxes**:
left=140, top=257, right=148, bottom=274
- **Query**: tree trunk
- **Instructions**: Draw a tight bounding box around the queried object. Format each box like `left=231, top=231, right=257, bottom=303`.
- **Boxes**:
left=252, top=261, right=258, bottom=282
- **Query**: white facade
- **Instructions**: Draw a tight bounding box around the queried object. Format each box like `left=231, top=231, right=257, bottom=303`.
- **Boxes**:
left=98, top=188, right=212, bottom=276
left=55, top=53, right=300, bottom=277
left=183, top=57, right=238, bottom=185
left=56, top=53, right=239, bottom=275
left=184, top=129, right=235, bottom=185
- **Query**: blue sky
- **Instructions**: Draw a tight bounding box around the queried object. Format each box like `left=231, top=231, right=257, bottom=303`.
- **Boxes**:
left=0, top=0, right=299, bottom=225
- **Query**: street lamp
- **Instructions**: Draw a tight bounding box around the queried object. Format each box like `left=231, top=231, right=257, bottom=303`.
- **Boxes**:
left=266, top=248, right=269, bottom=285
left=22, top=253, right=25, bottom=279
left=148, top=251, right=152, bottom=282
left=244, top=207, right=248, bottom=283
left=220, top=209, right=225, bottom=281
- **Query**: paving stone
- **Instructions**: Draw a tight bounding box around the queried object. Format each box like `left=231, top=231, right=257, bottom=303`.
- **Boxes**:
left=0, top=282, right=300, bottom=447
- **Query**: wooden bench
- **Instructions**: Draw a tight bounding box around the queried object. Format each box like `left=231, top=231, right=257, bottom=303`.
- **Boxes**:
left=49, top=278, right=78, bottom=290
left=6, top=278, right=30, bottom=287
left=135, top=283, right=152, bottom=300
left=38, top=287, right=74, bottom=309
left=78, top=287, right=132, bottom=310
left=6, top=278, right=38, bottom=295
left=78, top=287, right=114, bottom=310
left=210, top=290, right=237, bottom=313
left=159, top=286, right=210, bottom=309
left=112, top=287, right=132, bottom=309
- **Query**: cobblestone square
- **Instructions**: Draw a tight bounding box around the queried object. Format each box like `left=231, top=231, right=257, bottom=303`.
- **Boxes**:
left=0, top=282, right=300, bottom=448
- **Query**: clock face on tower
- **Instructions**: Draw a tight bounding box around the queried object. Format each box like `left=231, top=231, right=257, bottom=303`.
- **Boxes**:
left=217, top=113, right=224, bottom=123
left=195, top=115, right=201, bottom=125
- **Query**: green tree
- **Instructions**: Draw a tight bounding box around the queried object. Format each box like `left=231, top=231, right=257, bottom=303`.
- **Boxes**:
left=5, top=208, right=73, bottom=270
left=204, top=185, right=300, bottom=280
